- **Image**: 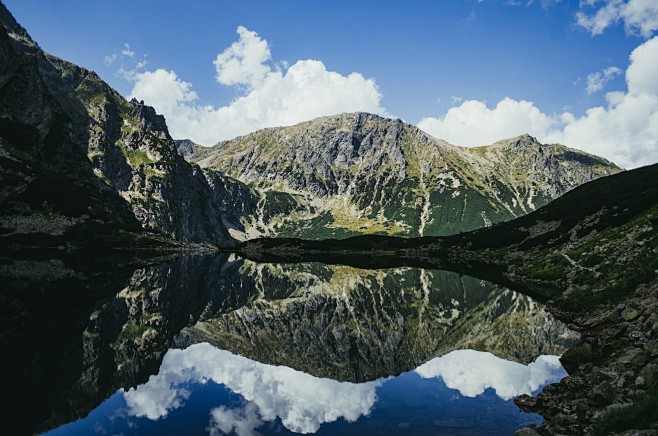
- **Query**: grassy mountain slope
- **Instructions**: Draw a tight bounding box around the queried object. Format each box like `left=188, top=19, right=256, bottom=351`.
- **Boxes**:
left=238, top=162, right=657, bottom=312
left=189, top=112, right=619, bottom=240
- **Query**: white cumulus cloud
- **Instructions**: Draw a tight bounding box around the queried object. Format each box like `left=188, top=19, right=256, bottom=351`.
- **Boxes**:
left=545, top=35, right=658, bottom=168
left=418, top=36, right=658, bottom=169
left=123, top=343, right=568, bottom=433
left=577, top=0, right=658, bottom=38
left=214, top=26, right=272, bottom=89
left=417, top=98, right=559, bottom=147
left=208, top=403, right=263, bottom=436
left=129, top=26, right=388, bottom=145
left=586, top=66, right=622, bottom=94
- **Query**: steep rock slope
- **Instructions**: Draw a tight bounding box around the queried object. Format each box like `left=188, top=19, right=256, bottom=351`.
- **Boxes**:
left=0, top=3, right=234, bottom=247
left=190, top=112, right=620, bottom=240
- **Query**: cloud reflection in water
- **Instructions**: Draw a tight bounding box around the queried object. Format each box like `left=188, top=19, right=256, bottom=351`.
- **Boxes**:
left=124, top=344, right=565, bottom=434
left=415, top=349, right=566, bottom=400
left=124, top=343, right=381, bottom=433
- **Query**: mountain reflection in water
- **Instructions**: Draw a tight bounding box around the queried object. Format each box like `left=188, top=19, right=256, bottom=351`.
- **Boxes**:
left=0, top=253, right=577, bottom=435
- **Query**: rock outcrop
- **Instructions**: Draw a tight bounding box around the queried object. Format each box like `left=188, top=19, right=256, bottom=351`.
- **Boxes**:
left=0, top=3, right=235, bottom=247
left=515, top=282, right=658, bottom=435
left=189, top=113, right=621, bottom=240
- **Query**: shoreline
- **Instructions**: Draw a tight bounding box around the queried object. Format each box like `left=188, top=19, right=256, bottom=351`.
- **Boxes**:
left=515, top=282, right=658, bottom=434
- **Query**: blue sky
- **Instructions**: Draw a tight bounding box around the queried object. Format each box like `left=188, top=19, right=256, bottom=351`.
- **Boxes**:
left=5, top=0, right=658, bottom=168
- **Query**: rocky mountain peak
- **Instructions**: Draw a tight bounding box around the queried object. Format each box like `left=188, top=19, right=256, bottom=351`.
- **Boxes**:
left=490, top=134, right=541, bottom=149
left=187, top=113, right=620, bottom=240
left=0, top=2, right=34, bottom=47
left=128, top=98, right=169, bottom=133
left=0, top=5, right=237, bottom=247
left=174, top=139, right=201, bottom=159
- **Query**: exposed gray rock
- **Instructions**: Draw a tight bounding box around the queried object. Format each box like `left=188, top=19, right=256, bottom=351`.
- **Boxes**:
left=0, top=3, right=237, bottom=247
left=190, top=113, right=621, bottom=239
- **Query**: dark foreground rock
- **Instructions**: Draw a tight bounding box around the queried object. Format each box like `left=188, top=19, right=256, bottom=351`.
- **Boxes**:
left=515, top=282, right=658, bottom=435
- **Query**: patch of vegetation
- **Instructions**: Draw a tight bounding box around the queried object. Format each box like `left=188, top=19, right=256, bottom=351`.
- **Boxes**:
left=144, top=167, right=163, bottom=180
left=520, top=252, right=569, bottom=281
left=115, top=319, right=149, bottom=343
left=593, top=390, right=658, bottom=435
left=122, top=148, right=155, bottom=167
left=92, top=168, right=113, bottom=187
left=76, top=88, right=106, bottom=106
left=87, top=150, right=104, bottom=161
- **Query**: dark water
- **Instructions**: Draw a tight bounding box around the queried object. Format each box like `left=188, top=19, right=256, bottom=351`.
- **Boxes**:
left=0, top=253, right=577, bottom=435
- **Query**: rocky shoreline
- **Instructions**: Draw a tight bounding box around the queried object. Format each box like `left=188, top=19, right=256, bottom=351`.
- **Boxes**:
left=515, top=282, right=658, bottom=435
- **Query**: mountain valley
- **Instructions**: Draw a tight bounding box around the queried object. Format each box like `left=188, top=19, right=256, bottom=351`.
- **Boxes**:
left=1, top=1, right=657, bottom=435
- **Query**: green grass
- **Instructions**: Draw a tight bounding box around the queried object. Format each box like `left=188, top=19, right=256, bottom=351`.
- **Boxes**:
left=122, top=148, right=155, bottom=167
left=143, top=167, right=163, bottom=179
left=593, top=390, right=658, bottom=435
left=115, top=319, right=149, bottom=343
left=520, top=253, right=569, bottom=281
left=76, top=88, right=106, bottom=106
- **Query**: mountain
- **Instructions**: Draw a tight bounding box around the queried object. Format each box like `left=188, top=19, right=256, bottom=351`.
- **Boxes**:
left=239, top=162, right=658, bottom=313
left=0, top=1, right=623, bottom=250
left=237, top=162, right=658, bottom=434
left=0, top=1, right=621, bottom=249
left=0, top=3, right=235, bottom=248
left=187, top=112, right=620, bottom=240
left=436, top=162, right=658, bottom=312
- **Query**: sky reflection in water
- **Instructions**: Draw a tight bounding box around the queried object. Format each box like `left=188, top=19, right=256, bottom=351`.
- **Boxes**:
left=47, top=343, right=566, bottom=435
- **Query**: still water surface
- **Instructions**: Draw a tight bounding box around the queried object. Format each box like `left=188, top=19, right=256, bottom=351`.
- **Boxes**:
left=1, top=254, right=577, bottom=435
left=47, top=345, right=566, bottom=435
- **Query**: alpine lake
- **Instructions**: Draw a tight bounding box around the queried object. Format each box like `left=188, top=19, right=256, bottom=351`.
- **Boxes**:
left=1, top=252, right=578, bottom=435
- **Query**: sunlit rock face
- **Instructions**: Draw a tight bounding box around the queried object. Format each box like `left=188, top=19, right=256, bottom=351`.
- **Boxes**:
left=0, top=3, right=236, bottom=247
left=188, top=113, right=620, bottom=240
left=123, top=344, right=566, bottom=434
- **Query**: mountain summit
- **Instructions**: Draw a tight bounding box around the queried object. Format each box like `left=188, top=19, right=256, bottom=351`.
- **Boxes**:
left=0, top=1, right=620, bottom=247
left=186, top=112, right=620, bottom=239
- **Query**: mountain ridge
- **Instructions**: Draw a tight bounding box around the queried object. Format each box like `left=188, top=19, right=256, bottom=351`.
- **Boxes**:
left=0, top=0, right=621, bottom=250
left=0, top=2, right=237, bottom=248
left=184, top=112, right=620, bottom=240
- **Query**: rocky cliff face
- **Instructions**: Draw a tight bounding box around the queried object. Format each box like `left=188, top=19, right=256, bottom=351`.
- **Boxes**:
left=190, top=112, right=621, bottom=240
left=0, top=3, right=235, bottom=247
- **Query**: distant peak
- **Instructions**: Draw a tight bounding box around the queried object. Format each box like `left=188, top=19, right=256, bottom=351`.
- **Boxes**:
left=509, top=133, right=539, bottom=144
left=489, top=134, right=541, bottom=148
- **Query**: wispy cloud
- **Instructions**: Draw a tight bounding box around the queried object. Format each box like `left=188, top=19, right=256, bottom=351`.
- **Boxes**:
left=103, top=43, right=148, bottom=80
left=121, top=43, right=135, bottom=58
left=586, top=66, right=622, bottom=94
left=502, top=0, right=560, bottom=9
left=577, top=0, right=658, bottom=38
